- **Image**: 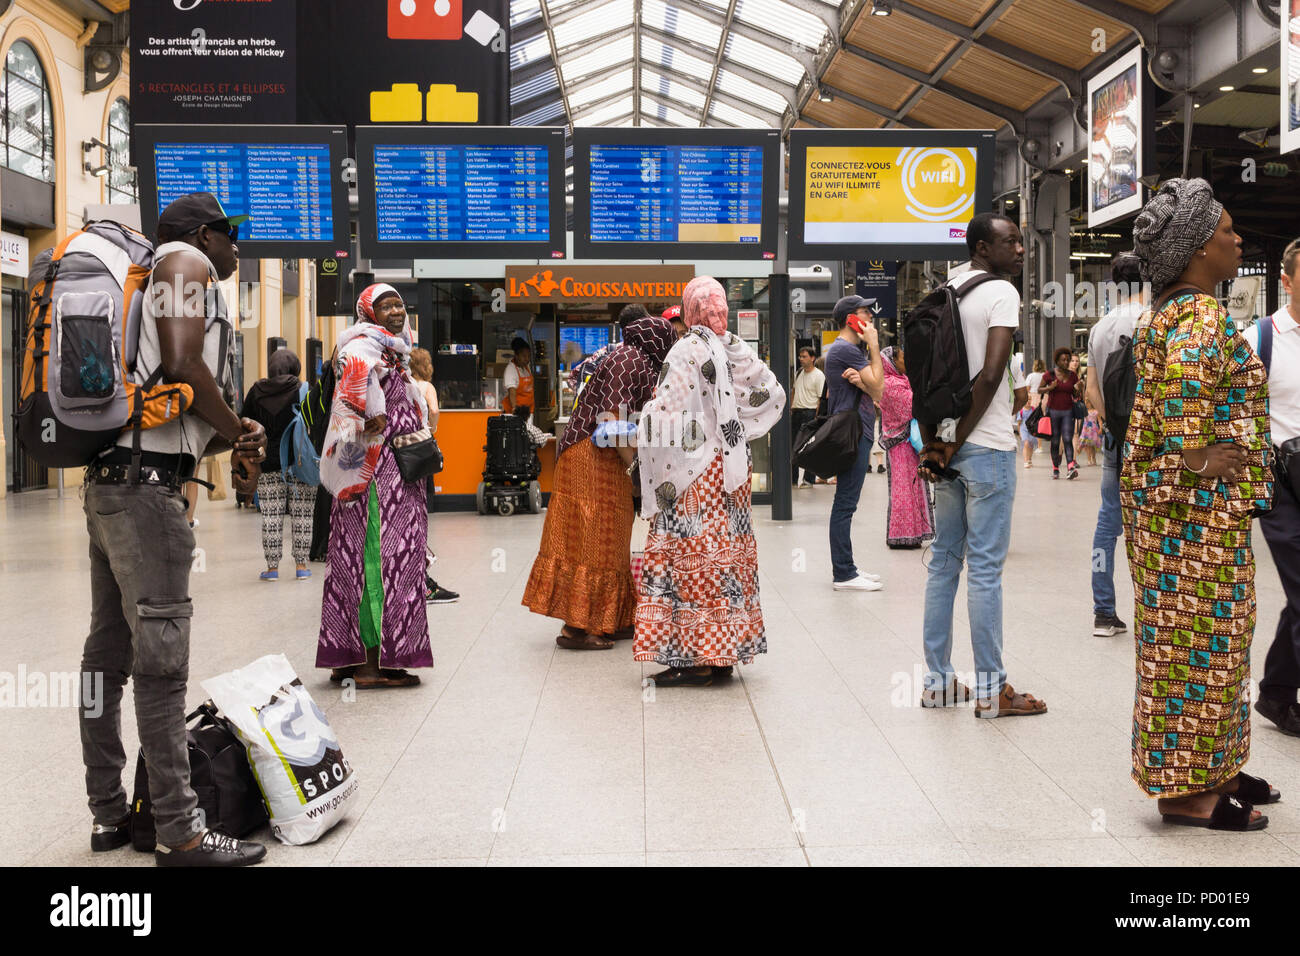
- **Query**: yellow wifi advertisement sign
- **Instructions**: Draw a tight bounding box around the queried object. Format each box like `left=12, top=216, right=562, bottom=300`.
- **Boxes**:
left=803, top=146, right=978, bottom=245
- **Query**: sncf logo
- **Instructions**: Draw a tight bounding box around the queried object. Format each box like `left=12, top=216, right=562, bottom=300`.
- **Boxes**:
left=949, top=228, right=967, bottom=239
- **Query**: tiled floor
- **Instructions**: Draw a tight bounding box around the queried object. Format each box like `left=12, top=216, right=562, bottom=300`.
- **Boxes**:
left=4, top=447, right=1299, bottom=867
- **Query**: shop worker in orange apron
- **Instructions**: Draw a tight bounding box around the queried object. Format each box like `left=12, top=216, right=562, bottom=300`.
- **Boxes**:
left=503, top=337, right=534, bottom=420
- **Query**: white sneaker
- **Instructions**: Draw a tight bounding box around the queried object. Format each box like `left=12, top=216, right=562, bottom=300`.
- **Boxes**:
left=833, top=575, right=884, bottom=592
left=859, top=571, right=882, bottom=581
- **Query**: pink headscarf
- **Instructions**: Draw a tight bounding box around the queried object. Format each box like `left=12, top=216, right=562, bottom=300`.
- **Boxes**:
left=681, top=276, right=729, bottom=335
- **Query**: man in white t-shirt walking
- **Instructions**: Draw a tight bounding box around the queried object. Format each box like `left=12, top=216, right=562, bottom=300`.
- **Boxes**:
left=1244, top=237, right=1300, bottom=737
left=791, top=346, right=825, bottom=486
left=918, top=213, right=1046, bottom=718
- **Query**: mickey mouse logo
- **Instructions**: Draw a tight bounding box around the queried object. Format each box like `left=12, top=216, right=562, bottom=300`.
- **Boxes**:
left=388, top=0, right=462, bottom=40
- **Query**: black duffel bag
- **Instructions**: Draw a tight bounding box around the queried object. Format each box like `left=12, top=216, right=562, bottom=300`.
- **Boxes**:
left=130, top=701, right=267, bottom=851
left=794, top=408, right=862, bottom=480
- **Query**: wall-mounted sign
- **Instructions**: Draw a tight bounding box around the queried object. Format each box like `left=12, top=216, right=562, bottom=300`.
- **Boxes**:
left=737, top=309, right=759, bottom=339
left=504, top=265, right=695, bottom=304
left=1283, top=0, right=1300, bottom=156
left=1, top=230, right=29, bottom=277
left=1087, top=45, right=1149, bottom=228
left=854, top=260, right=898, bottom=322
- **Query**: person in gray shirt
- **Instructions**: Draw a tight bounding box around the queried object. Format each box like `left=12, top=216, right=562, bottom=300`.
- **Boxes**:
left=1085, top=252, right=1147, bottom=637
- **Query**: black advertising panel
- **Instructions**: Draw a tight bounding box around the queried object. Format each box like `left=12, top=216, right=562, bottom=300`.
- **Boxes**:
left=573, top=128, right=781, bottom=261
left=131, top=0, right=297, bottom=124
left=788, top=128, right=996, bottom=262
left=131, top=1, right=509, bottom=129
left=136, top=124, right=351, bottom=259
left=296, top=0, right=510, bottom=129
left=355, top=125, right=566, bottom=259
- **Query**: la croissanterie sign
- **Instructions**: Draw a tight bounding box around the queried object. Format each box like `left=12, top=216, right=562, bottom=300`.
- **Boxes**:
left=503, top=265, right=695, bottom=303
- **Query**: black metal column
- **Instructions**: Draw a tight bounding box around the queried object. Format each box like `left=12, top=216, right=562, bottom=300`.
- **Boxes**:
left=769, top=272, right=792, bottom=522
left=418, top=277, right=435, bottom=353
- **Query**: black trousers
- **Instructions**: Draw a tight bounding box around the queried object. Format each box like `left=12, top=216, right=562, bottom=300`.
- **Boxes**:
left=1259, top=474, right=1300, bottom=702
left=791, top=408, right=816, bottom=482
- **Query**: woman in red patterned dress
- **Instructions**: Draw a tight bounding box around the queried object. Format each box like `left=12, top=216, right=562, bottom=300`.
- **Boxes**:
left=633, top=277, right=786, bottom=686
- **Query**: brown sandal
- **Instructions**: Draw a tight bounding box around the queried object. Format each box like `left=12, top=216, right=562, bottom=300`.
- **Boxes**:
left=556, top=627, right=614, bottom=650
left=353, top=670, right=421, bottom=689
left=974, top=682, right=1047, bottom=719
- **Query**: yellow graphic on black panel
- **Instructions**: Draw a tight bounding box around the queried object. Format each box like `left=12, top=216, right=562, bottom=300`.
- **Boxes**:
left=370, top=83, right=424, bottom=122
left=426, top=84, right=478, bottom=123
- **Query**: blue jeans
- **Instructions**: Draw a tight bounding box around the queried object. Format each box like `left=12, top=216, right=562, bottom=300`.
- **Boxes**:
left=922, top=444, right=1016, bottom=700
left=1048, top=408, right=1075, bottom=468
left=1091, top=436, right=1123, bottom=616
left=829, top=435, right=873, bottom=582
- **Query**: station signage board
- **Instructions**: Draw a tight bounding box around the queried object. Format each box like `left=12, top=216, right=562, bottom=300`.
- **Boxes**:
left=503, top=265, right=695, bottom=304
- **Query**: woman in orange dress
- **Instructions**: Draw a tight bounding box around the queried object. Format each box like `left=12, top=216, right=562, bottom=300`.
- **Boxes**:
left=522, top=316, right=676, bottom=650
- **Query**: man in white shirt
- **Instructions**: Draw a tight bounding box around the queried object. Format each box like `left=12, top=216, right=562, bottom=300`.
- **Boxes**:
left=1085, top=252, right=1147, bottom=638
left=917, top=213, right=1046, bottom=719
left=790, top=346, right=825, bottom=487
left=1243, top=237, right=1300, bottom=737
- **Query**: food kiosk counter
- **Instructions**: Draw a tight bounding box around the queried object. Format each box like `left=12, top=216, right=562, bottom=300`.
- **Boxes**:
left=433, top=410, right=556, bottom=501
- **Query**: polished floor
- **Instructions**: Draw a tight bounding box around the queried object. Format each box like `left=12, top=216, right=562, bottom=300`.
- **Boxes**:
left=3, top=445, right=1299, bottom=867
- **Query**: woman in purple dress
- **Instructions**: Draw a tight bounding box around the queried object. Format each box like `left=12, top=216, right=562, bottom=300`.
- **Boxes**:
left=316, top=284, right=432, bottom=688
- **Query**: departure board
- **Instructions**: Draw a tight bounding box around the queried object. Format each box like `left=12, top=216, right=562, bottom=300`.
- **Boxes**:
left=588, top=145, right=764, bottom=244
left=372, top=144, right=549, bottom=243
left=153, top=142, right=334, bottom=242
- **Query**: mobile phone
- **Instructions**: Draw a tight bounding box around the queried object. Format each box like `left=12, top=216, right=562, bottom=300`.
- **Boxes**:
left=920, top=458, right=961, bottom=481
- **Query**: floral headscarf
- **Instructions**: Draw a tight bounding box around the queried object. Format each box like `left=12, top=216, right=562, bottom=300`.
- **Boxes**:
left=682, top=276, right=729, bottom=334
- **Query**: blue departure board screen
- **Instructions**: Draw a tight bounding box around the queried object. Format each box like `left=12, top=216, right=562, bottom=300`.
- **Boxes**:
left=560, top=326, right=610, bottom=361
left=153, top=142, right=334, bottom=243
left=588, top=145, right=764, bottom=244
left=373, top=144, right=550, bottom=243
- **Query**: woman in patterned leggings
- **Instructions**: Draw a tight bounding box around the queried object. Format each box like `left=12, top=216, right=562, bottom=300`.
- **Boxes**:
left=241, top=349, right=317, bottom=581
left=1125, top=179, right=1278, bottom=832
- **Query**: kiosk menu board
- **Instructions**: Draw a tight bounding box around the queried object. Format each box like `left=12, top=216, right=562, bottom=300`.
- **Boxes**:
left=356, top=126, right=567, bottom=259
left=574, top=128, right=780, bottom=260
left=788, top=129, right=995, bottom=261
left=136, top=125, right=351, bottom=259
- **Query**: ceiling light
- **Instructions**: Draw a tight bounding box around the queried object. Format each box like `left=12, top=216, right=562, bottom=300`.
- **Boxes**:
left=1193, top=103, right=1201, bottom=109
left=818, top=86, right=833, bottom=102
left=871, top=0, right=892, bottom=14
left=1219, top=85, right=1234, bottom=92
left=1252, top=67, right=1268, bottom=74
left=1063, top=168, right=1073, bottom=174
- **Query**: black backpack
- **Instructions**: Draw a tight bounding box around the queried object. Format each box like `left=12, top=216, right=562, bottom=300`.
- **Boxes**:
left=902, top=273, right=1002, bottom=424
left=1101, top=334, right=1136, bottom=440
left=299, top=357, right=336, bottom=456
left=129, top=702, right=267, bottom=851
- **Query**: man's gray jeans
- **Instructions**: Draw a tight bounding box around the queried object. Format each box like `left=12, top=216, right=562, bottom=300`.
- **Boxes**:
left=81, top=480, right=198, bottom=847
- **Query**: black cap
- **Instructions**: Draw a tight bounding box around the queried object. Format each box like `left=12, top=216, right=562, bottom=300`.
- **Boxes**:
left=832, top=295, right=865, bottom=325
left=157, top=192, right=249, bottom=236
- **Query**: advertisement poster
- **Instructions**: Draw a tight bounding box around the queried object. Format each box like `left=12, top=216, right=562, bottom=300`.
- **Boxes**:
left=802, top=145, right=978, bottom=245
left=1284, top=0, right=1300, bottom=156
left=1087, top=45, right=1144, bottom=227
left=787, top=129, right=994, bottom=261
left=131, top=0, right=509, bottom=127
left=131, top=0, right=297, bottom=123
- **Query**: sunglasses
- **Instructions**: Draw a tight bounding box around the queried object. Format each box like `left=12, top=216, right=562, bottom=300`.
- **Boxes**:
left=187, top=220, right=239, bottom=242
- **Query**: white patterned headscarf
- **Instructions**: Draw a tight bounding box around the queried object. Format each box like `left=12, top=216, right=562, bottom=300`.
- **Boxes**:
left=637, top=319, right=785, bottom=519
left=1132, top=178, right=1223, bottom=294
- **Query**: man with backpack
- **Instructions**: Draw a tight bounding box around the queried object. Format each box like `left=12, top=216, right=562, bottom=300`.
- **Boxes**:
left=1243, top=237, right=1300, bottom=737
left=915, top=213, right=1046, bottom=718
left=80, top=193, right=269, bottom=866
left=1085, top=252, right=1147, bottom=638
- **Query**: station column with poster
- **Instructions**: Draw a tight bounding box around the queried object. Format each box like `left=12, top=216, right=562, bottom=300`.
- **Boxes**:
left=787, top=129, right=995, bottom=262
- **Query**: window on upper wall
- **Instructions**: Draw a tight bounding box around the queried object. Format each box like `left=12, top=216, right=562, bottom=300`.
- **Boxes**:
left=107, top=98, right=136, bottom=205
left=2, top=41, right=55, bottom=182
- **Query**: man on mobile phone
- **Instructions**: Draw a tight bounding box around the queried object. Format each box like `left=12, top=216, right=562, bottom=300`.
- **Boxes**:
left=916, top=213, right=1046, bottom=719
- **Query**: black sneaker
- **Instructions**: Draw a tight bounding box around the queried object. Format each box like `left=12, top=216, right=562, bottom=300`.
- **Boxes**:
left=426, top=578, right=459, bottom=604
left=1067, top=465, right=1080, bottom=480
left=155, top=829, right=266, bottom=867
left=1255, top=697, right=1300, bottom=737
left=90, top=817, right=131, bottom=852
left=1052, top=469, right=1060, bottom=479
left=1093, top=613, right=1127, bottom=637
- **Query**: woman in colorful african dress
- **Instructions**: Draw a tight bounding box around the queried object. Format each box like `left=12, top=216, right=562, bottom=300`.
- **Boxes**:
left=1124, top=179, right=1278, bottom=830
left=633, top=277, right=786, bottom=687
left=877, top=346, right=933, bottom=549
left=316, top=284, right=433, bottom=689
left=523, top=316, right=677, bottom=651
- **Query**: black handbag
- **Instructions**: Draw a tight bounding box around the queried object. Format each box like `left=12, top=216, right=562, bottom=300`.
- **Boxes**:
left=1275, top=438, right=1300, bottom=502
left=130, top=702, right=267, bottom=851
left=391, top=427, right=444, bottom=482
left=1072, top=399, right=1087, bottom=420
left=794, top=408, right=862, bottom=479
